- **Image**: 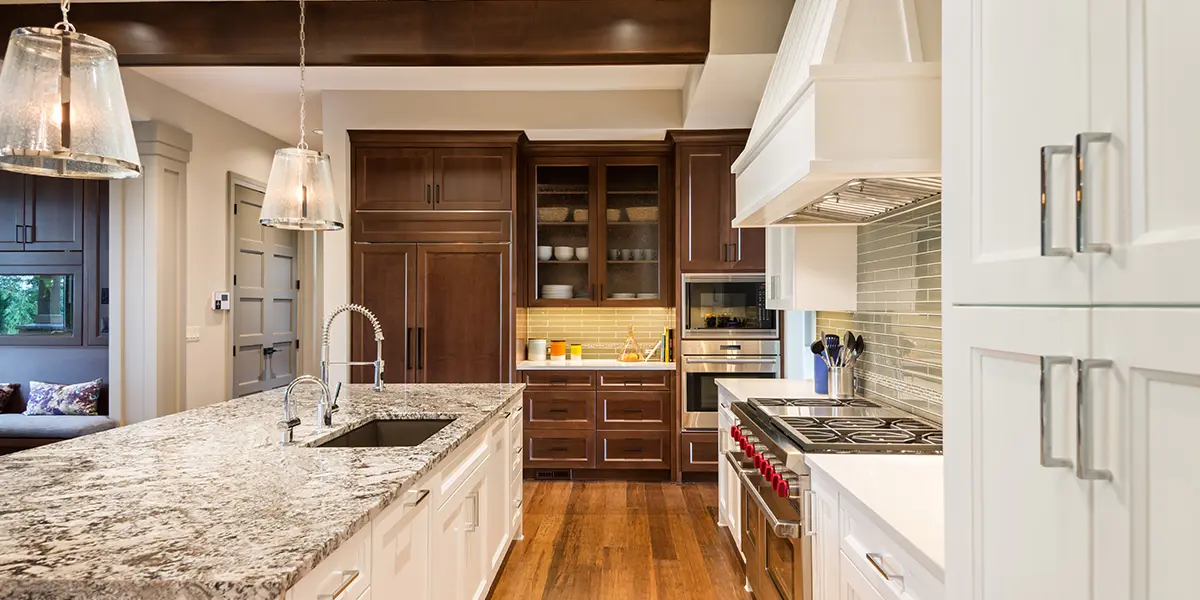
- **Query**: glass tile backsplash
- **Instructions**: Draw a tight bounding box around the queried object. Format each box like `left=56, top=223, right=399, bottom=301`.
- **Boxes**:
left=523, top=307, right=675, bottom=359
left=816, top=200, right=942, bottom=419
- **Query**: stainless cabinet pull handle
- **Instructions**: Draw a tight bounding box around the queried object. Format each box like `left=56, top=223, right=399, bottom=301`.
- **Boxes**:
left=802, top=489, right=816, bottom=537
left=1076, top=359, right=1114, bottom=481
left=24, top=225, right=32, bottom=243
left=1075, top=133, right=1112, bottom=254
left=515, top=498, right=523, bottom=509
left=1040, top=145, right=1074, bottom=257
left=865, top=553, right=904, bottom=585
left=15, top=224, right=22, bottom=244
left=465, top=492, right=480, bottom=532
left=425, top=184, right=432, bottom=204
left=1040, top=356, right=1073, bottom=469
left=317, top=569, right=360, bottom=600
left=403, top=489, right=430, bottom=507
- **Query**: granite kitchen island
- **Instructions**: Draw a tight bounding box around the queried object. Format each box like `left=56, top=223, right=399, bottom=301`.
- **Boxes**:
left=0, top=383, right=524, bottom=600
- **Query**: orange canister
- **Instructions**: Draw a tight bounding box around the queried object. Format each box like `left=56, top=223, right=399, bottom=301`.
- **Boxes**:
left=549, top=340, right=567, bottom=361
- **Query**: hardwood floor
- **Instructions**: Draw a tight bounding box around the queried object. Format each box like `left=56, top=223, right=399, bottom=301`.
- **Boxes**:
left=489, top=481, right=751, bottom=600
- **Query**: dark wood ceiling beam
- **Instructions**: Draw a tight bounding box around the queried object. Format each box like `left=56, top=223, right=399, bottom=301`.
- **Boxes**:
left=0, top=1, right=711, bottom=66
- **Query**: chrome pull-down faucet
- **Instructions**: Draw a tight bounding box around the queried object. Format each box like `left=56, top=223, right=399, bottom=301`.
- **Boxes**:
left=279, top=375, right=331, bottom=444
left=320, top=304, right=385, bottom=393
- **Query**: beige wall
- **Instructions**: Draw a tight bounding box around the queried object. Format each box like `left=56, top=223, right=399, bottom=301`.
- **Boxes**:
left=320, top=90, right=685, bottom=381
left=120, top=69, right=288, bottom=409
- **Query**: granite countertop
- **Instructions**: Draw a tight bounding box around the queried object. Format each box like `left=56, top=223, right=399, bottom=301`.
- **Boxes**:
left=0, top=383, right=524, bottom=600
left=517, top=359, right=675, bottom=371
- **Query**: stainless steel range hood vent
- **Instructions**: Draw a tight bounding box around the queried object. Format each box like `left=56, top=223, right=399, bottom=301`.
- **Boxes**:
left=774, top=177, right=941, bottom=225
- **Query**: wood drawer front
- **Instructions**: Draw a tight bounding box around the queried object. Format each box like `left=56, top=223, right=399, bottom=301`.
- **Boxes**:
left=596, top=391, right=670, bottom=430
left=525, top=391, right=595, bottom=430
left=526, top=431, right=594, bottom=468
left=597, top=430, right=670, bottom=470
left=353, top=210, right=512, bottom=243
left=289, top=525, right=372, bottom=600
left=521, top=370, right=596, bottom=389
left=680, top=431, right=719, bottom=472
left=840, top=499, right=944, bottom=600
left=596, top=370, right=672, bottom=390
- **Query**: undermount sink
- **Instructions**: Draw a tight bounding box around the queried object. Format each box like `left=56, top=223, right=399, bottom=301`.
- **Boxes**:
left=315, top=419, right=454, bottom=448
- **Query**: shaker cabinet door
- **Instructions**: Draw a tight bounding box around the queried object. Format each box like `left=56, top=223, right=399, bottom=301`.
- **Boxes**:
left=416, top=244, right=510, bottom=383
left=678, top=145, right=731, bottom=272
left=25, top=177, right=85, bottom=251
left=1091, top=308, right=1200, bottom=600
left=0, top=171, right=24, bottom=251
left=943, top=0, right=1093, bottom=306
left=944, top=306, right=1092, bottom=600
left=1089, top=3, right=1200, bottom=306
left=354, top=148, right=435, bottom=211
left=433, top=148, right=513, bottom=211
left=372, top=487, right=432, bottom=600
left=351, top=243, right=418, bottom=384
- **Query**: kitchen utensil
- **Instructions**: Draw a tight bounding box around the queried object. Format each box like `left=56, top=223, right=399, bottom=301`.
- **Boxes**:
left=828, top=365, right=856, bottom=400
left=810, top=339, right=829, bottom=367
left=608, top=249, right=620, bottom=260
left=538, top=207, right=569, bottom=222
left=620, top=249, right=634, bottom=260
left=527, top=339, right=548, bottom=360
left=632, top=249, right=646, bottom=260
left=553, top=246, right=574, bottom=261
left=842, top=331, right=854, bottom=366
left=536, top=246, right=553, bottom=261
left=574, top=247, right=589, bottom=261
left=606, top=208, right=622, bottom=222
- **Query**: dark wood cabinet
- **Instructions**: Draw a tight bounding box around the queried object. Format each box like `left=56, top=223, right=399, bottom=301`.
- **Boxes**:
left=525, top=430, right=595, bottom=469
left=0, top=172, right=86, bottom=252
left=416, top=243, right=511, bottom=383
left=354, top=147, right=434, bottom=211
left=680, top=431, right=719, bottom=472
left=674, top=132, right=764, bottom=272
left=352, top=242, right=511, bottom=385
left=525, top=390, right=595, bottom=430
left=433, top=148, right=513, bottom=210
left=597, top=430, right=671, bottom=470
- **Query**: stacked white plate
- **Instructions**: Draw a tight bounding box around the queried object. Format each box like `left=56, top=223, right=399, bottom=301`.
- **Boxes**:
left=541, top=284, right=574, bottom=299
left=609, top=292, right=637, bottom=299
left=636, top=293, right=659, bottom=299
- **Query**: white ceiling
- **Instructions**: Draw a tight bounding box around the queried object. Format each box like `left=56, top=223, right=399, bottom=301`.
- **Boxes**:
left=134, top=65, right=694, bottom=146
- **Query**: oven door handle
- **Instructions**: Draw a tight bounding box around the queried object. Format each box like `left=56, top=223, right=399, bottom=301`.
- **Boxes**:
left=685, top=358, right=779, bottom=364
left=723, top=451, right=804, bottom=538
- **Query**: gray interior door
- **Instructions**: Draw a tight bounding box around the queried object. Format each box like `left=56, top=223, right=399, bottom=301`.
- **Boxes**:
left=232, top=178, right=298, bottom=397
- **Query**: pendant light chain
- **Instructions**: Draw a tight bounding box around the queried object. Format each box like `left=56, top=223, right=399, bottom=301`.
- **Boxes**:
left=55, top=0, right=75, bottom=32
left=297, top=0, right=308, bottom=151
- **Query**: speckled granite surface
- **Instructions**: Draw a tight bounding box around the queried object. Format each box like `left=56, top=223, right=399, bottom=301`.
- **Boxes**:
left=0, top=383, right=523, bottom=600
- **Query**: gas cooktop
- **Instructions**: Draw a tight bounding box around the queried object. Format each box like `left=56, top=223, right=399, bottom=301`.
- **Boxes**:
left=744, top=396, right=943, bottom=454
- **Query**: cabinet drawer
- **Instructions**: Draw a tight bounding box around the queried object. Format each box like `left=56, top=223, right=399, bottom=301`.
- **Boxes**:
left=597, top=430, right=670, bottom=470
left=596, top=370, right=672, bottom=390
left=596, top=391, right=670, bottom=430
left=840, top=499, right=943, bottom=600
left=526, top=431, right=594, bottom=468
left=524, top=391, right=595, bottom=430
left=680, top=431, right=719, bottom=472
left=289, top=525, right=371, bottom=600
left=353, top=210, right=512, bottom=243
left=521, top=370, right=596, bottom=389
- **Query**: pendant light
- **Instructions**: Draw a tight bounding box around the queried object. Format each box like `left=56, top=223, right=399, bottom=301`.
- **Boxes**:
left=0, top=0, right=141, bottom=179
left=260, top=0, right=342, bottom=231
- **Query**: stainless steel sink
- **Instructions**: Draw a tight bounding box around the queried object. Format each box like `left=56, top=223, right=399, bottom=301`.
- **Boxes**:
left=315, top=419, right=454, bottom=448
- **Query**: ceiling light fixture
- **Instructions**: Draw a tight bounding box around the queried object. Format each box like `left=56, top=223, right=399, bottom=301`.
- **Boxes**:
left=260, top=0, right=342, bottom=231
left=0, top=0, right=141, bottom=179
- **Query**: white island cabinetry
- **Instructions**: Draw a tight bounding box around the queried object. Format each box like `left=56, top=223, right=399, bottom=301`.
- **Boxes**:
left=290, top=395, right=523, bottom=600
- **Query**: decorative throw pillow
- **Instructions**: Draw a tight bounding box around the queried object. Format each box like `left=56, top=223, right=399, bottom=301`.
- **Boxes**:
left=0, top=383, right=16, bottom=412
left=23, top=379, right=103, bottom=416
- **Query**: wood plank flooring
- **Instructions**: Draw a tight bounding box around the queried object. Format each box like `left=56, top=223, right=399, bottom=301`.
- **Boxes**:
left=489, top=481, right=751, bottom=600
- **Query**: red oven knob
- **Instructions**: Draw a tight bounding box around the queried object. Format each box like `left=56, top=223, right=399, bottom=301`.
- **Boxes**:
left=764, top=464, right=776, bottom=479
left=777, top=479, right=790, bottom=499
left=731, top=425, right=742, bottom=441
left=752, top=454, right=763, bottom=469
left=770, top=473, right=782, bottom=491
left=744, top=442, right=754, bottom=458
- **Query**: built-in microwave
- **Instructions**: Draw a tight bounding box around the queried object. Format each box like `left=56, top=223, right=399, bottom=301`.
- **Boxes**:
left=682, top=274, right=778, bottom=339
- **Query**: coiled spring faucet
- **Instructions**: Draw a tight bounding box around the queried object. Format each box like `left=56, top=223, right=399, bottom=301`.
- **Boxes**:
left=321, top=303, right=385, bottom=392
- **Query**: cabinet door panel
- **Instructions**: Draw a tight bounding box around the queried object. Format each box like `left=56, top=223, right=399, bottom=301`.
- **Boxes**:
left=416, top=244, right=510, bottom=383
left=485, top=419, right=511, bottom=575
left=434, top=148, right=513, bottom=211
left=26, top=177, right=84, bottom=251
left=838, top=551, right=888, bottom=600
left=1091, top=2, right=1200, bottom=305
left=355, top=148, right=434, bottom=211
left=372, top=488, right=431, bottom=600
left=944, top=306, right=1091, bottom=600
left=0, top=171, right=24, bottom=250
left=1092, top=308, right=1200, bottom=600
left=944, top=0, right=1092, bottom=305
left=351, top=244, right=418, bottom=384
left=432, top=485, right=470, bottom=600
left=678, top=146, right=730, bottom=272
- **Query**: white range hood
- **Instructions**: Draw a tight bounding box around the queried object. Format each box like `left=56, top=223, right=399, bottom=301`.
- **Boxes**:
left=732, top=0, right=942, bottom=227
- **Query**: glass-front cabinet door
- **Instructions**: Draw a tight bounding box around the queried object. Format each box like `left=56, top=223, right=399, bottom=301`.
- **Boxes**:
left=599, top=158, right=666, bottom=306
left=531, top=158, right=597, bottom=305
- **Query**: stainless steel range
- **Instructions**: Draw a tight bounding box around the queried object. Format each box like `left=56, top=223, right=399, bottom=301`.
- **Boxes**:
left=724, top=395, right=941, bottom=600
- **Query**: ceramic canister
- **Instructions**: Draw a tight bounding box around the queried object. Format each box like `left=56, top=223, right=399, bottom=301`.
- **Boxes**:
left=569, top=344, right=584, bottom=360
left=550, top=340, right=568, bottom=361
left=527, top=339, right=548, bottom=361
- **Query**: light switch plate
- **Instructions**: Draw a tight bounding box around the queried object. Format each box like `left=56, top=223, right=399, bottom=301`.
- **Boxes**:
left=186, top=326, right=201, bottom=342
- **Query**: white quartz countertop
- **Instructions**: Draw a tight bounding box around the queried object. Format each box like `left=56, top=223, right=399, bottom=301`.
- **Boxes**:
left=806, top=454, right=945, bottom=578
left=715, top=377, right=820, bottom=401
left=518, top=359, right=676, bottom=371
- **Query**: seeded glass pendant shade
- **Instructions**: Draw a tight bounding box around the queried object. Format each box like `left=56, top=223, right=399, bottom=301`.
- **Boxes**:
left=0, top=27, right=141, bottom=179
left=260, top=147, right=343, bottom=230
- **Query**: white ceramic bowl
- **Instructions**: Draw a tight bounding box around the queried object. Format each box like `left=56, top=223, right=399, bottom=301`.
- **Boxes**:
left=553, top=246, right=575, bottom=261
left=536, top=246, right=553, bottom=261
left=574, top=247, right=589, bottom=261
